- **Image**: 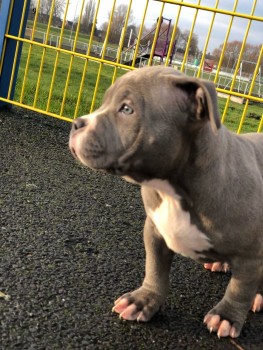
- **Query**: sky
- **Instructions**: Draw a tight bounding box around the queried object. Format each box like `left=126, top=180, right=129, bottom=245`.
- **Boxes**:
left=67, top=0, right=263, bottom=53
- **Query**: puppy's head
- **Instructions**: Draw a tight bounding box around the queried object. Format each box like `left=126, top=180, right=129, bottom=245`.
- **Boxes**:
left=69, top=66, right=221, bottom=182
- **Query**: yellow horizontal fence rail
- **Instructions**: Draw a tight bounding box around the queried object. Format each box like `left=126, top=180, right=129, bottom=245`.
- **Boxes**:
left=0, top=0, right=262, bottom=133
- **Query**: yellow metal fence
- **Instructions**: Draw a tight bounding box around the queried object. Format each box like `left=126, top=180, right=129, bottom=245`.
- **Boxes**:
left=0, top=0, right=262, bottom=132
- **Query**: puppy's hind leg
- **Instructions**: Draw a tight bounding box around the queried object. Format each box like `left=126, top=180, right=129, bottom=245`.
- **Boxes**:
left=113, top=216, right=174, bottom=322
left=251, top=276, right=263, bottom=312
left=251, top=293, right=263, bottom=312
left=204, top=262, right=230, bottom=273
left=204, top=259, right=261, bottom=338
left=204, top=264, right=263, bottom=313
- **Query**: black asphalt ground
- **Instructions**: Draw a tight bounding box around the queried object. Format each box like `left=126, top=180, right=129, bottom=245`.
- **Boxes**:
left=1, top=107, right=262, bottom=350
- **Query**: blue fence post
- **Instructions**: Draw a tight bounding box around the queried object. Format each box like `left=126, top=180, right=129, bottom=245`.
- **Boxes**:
left=0, top=0, right=31, bottom=108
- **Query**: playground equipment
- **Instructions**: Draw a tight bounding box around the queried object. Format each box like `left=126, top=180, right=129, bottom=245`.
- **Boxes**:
left=203, top=59, right=214, bottom=72
left=121, top=17, right=176, bottom=67
left=217, top=60, right=262, bottom=101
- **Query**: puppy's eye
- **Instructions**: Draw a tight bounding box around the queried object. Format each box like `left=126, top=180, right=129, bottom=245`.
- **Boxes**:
left=120, top=104, right=134, bottom=115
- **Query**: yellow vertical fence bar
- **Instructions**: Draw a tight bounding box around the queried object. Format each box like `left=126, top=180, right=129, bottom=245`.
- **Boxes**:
left=20, top=0, right=41, bottom=103
left=221, top=0, right=257, bottom=123
left=180, top=0, right=200, bottom=72
left=86, top=2, right=101, bottom=56
left=112, top=0, right=133, bottom=83
left=237, top=45, right=263, bottom=133
left=131, top=0, right=149, bottom=67
left=258, top=116, right=263, bottom=133
left=213, top=0, right=239, bottom=84
left=46, top=0, right=71, bottom=112
left=60, top=0, right=86, bottom=116
left=90, top=0, right=117, bottom=113
left=148, top=2, right=165, bottom=66
left=164, top=0, right=183, bottom=66
left=74, top=0, right=102, bottom=119
left=33, top=0, right=56, bottom=107
left=196, top=0, right=219, bottom=78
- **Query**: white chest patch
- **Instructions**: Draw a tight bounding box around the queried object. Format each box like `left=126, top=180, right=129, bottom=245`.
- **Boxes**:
left=142, top=179, right=212, bottom=260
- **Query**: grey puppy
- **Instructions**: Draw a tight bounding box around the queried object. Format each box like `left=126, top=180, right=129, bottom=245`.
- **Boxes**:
left=69, top=66, right=263, bottom=338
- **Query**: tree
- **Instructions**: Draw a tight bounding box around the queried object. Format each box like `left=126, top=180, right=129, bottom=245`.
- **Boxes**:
left=28, top=0, right=37, bottom=20
left=180, top=30, right=198, bottom=56
left=38, top=0, right=66, bottom=24
left=212, top=41, right=262, bottom=74
left=213, top=41, right=241, bottom=70
left=81, top=0, right=96, bottom=34
left=101, top=4, right=135, bottom=44
left=123, top=25, right=138, bottom=47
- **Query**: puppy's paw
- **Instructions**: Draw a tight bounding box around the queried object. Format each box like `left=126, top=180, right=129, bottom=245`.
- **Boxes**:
left=112, top=287, right=164, bottom=322
left=204, top=298, right=249, bottom=338
left=204, top=262, right=229, bottom=273
left=251, top=293, right=263, bottom=312
left=204, top=314, right=239, bottom=338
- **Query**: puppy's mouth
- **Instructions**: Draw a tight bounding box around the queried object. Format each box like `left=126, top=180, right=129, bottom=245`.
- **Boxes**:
left=107, top=166, right=152, bottom=184
left=70, top=142, right=129, bottom=176
left=69, top=130, right=148, bottom=183
left=105, top=162, right=141, bottom=179
left=70, top=144, right=78, bottom=160
left=105, top=165, right=126, bottom=176
left=69, top=130, right=106, bottom=168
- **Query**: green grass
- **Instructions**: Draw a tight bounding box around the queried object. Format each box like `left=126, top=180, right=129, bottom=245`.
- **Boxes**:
left=26, top=19, right=122, bottom=49
left=26, top=20, right=120, bottom=55
left=27, top=19, right=93, bottom=44
left=14, top=42, right=262, bottom=132
left=15, top=43, right=126, bottom=118
left=217, top=98, right=262, bottom=133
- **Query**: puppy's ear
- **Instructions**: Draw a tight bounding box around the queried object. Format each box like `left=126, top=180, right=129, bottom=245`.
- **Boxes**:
left=197, top=79, right=221, bottom=133
left=168, top=73, right=221, bottom=133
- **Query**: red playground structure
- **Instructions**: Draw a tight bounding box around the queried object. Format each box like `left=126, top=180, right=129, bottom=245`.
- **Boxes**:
left=123, top=17, right=176, bottom=66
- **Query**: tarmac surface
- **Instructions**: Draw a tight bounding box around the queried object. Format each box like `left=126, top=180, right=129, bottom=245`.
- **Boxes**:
left=1, top=107, right=262, bottom=350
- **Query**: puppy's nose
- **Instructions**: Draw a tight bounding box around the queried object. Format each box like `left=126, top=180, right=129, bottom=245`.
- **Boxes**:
left=72, top=118, right=87, bottom=131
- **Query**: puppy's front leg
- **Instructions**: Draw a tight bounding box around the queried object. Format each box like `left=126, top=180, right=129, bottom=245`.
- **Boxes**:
left=204, top=259, right=261, bottom=338
left=113, top=216, right=174, bottom=321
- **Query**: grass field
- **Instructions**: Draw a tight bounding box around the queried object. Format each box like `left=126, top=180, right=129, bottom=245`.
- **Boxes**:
left=14, top=42, right=262, bottom=133
left=15, top=43, right=125, bottom=117
left=27, top=20, right=94, bottom=46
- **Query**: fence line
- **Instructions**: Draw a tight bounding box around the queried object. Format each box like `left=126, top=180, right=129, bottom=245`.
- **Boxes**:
left=0, top=0, right=262, bottom=132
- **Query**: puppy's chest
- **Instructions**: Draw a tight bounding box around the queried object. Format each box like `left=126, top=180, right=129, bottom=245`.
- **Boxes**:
left=147, top=192, right=212, bottom=260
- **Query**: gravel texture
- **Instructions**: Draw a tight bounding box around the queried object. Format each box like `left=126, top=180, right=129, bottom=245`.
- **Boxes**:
left=1, top=107, right=262, bottom=350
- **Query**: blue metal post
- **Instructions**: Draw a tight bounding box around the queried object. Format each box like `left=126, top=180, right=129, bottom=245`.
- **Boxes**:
left=0, top=0, right=31, bottom=108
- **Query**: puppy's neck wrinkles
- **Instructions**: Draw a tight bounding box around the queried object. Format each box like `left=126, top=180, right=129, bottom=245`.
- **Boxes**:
left=188, top=123, right=226, bottom=169
left=164, top=124, right=223, bottom=189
